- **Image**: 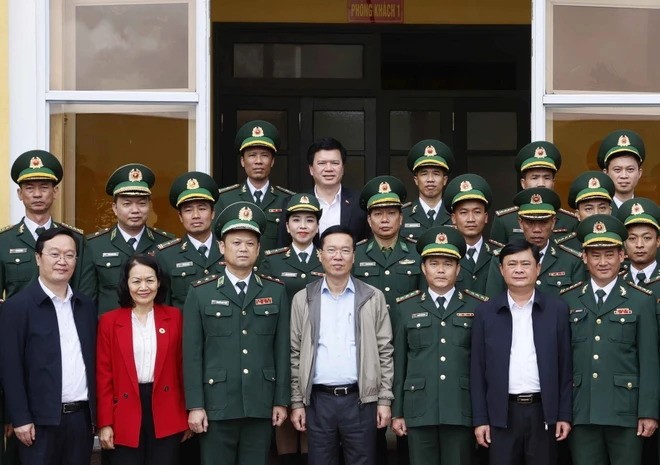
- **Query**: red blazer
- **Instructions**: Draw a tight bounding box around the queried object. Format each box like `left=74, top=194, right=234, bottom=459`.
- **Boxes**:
left=96, top=304, right=188, bottom=447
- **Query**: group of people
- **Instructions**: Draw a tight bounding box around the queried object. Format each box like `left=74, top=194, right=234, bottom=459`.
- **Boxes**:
left=0, top=118, right=657, bottom=465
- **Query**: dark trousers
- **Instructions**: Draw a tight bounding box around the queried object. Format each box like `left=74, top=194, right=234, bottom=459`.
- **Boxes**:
left=18, top=407, right=93, bottom=465
left=306, top=389, right=377, bottom=465
left=111, top=383, right=181, bottom=465
left=407, top=424, right=474, bottom=465
left=199, top=417, right=273, bottom=465
left=569, top=424, right=642, bottom=465
left=489, top=400, right=556, bottom=465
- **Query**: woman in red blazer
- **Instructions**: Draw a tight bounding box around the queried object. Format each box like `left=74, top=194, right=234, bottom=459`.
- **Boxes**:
left=97, top=254, right=191, bottom=465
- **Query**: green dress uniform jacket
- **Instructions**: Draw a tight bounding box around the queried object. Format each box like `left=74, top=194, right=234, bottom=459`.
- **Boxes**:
left=87, top=225, right=174, bottom=314
left=561, top=278, right=659, bottom=427
left=455, top=240, right=498, bottom=295
left=489, top=206, right=578, bottom=245
left=353, top=237, right=422, bottom=311
left=621, top=265, right=660, bottom=297
left=400, top=199, right=452, bottom=242
left=484, top=243, right=585, bottom=299
left=554, top=231, right=582, bottom=251
left=215, top=183, right=293, bottom=252
left=259, top=246, right=324, bottom=301
left=0, top=219, right=95, bottom=299
left=182, top=272, right=290, bottom=421
left=156, top=236, right=225, bottom=310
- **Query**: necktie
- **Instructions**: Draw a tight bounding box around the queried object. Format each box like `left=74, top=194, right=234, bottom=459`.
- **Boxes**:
left=436, top=296, right=446, bottom=310
left=254, top=190, right=263, bottom=205
left=298, top=252, right=308, bottom=263
left=595, top=289, right=606, bottom=310
left=381, top=247, right=392, bottom=258
left=427, top=209, right=436, bottom=222
left=236, top=281, right=247, bottom=302
left=198, top=245, right=208, bottom=257
left=539, top=252, right=544, bottom=263
left=127, top=237, right=137, bottom=250
left=35, top=226, right=46, bottom=237
left=637, top=272, right=647, bottom=285
left=466, top=247, right=476, bottom=264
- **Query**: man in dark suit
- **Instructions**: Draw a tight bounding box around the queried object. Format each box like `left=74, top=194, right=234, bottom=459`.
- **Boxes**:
left=0, top=228, right=97, bottom=465
left=470, top=239, right=572, bottom=465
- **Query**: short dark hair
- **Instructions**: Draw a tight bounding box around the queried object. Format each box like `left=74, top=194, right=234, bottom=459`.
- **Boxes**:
left=118, top=254, right=168, bottom=308
left=498, top=239, right=541, bottom=265
left=307, top=138, right=347, bottom=165
left=319, top=225, right=356, bottom=250
left=35, top=228, right=78, bottom=255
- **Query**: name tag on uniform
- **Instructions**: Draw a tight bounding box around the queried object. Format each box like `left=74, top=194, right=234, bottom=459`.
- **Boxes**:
left=399, top=259, right=416, bottom=265
left=359, top=261, right=376, bottom=267
left=255, top=297, right=273, bottom=305
left=548, top=271, right=566, bottom=277
left=570, top=308, right=584, bottom=314
left=613, top=308, right=632, bottom=315
left=456, top=312, right=474, bottom=318
left=211, top=300, right=229, bottom=306
left=411, top=312, right=428, bottom=319
left=176, top=261, right=194, bottom=268
left=513, top=228, right=523, bottom=233
left=268, top=208, right=282, bottom=213
left=9, top=248, right=27, bottom=254
left=281, top=272, right=297, bottom=278
left=102, top=252, right=120, bottom=257
left=311, top=271, right=325, bottom=277
left=404, top=223, right=421, bottom=228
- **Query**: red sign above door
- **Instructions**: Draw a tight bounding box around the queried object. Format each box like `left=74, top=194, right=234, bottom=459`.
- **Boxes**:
left=348, top=0, right=403, bottom=23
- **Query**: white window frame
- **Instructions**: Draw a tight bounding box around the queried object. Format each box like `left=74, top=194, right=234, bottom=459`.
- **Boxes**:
left=8, top=0, right=210, bottom=223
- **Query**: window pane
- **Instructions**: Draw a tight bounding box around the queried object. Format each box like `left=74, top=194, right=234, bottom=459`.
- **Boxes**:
left=50, top=103, right=194, bottom=234
left=234, top=44, right=264, bottom=78
left=51, top=1, right=194, bottom=90
left=314, top=111, right=364, bottom=151
left=467, top=112, right=517, bottom=150
left=466, top=155, right=517, bottom=213
left=390, top=156, right=416, bottom=200
left=389, top=111, right=442, bottom=151
left=236, top=110, right=288, bottom=151
left=550, top=4, right=660, bottom=92
left=301, top=45, right=362, bottom=79
left=343, top=156, right=365, bottom=191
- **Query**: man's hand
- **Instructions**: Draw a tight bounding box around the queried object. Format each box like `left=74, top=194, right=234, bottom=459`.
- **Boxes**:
left=14, top=423, right=36, bottom=447
left=475, top=425, right=491, bottom=448
left=377, top=405, right=392, bottom=429
left=272, top=406, right=288, bottom=427
left=555, top=421, right=571, bottom=441
left=98, top=426, right=115, bottom=449
left=391, top=418, right=407, bottom=437
left=4, top=424, right=13, bottom=438
left=637, top=418, right=658, bottom=437
left=291, top=408, right=306, bottom=432
left=188, top=409, right=208, bottom=434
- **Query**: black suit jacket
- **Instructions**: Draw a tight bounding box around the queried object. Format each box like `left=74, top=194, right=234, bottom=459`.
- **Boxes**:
left=0, top=280, right=97, bottom=427
left=470, top=290, right=572, bottom=428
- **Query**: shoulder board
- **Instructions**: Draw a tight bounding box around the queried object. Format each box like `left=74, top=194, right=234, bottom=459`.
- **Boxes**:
left=218, top=184, right=240, bottom=195
left=264, top=246, right=289, bottom=256
left=396, top=290, right=421, bottom=304
left=157, top=237, right=182, bottom=250
left=401, top=201, right=413, bottom=209
left=495, top=205, right=518, bottom=216
left=463, top=289, right=488, bottom=302
left=554, top=231, right=577, bottom=244
left=558, top=208, right=578, bottom=219
left=558, top=243, right=582, bottom=259
left=618, top=269, right=628, bottom=277
left=356, top=238, right=369, bottom=246
left=274, top=185, right=296, bottom=196
left=259, top=273, right=285, bottom=285
left=87, top=227, right=111, bottom=240
left=152, top=227, right=176, bottom=239
left=56, top=222, right=83, bottom=234
left=648, top=275, right=660, bottom=284
left=487, top=238, right=505, bottom=249
left=0, top=223, right=16, bottom=234
left=627, top=281, right=654, bottom=296
left=192, top=275, right=219, bottom=287
left=560, top=281, right=584, bottom=295
left=404, top=236, right=417, bottom=244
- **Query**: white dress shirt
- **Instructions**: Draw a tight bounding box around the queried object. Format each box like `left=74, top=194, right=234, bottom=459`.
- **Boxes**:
left=291, top=243, right=314, bottom=263
left=427, top=287, right=455, bottom=310
left=247, top=179, right=270, bottom=203
left=507, top=291, right=541, bottom=394
left=132, top=310, right=157, bottom=384
left=591, top=277, right=617, bottom=304
left=417, top=198, right=443, bottom=218
left=24, top=216, right=52, bottom=241
left=117, top=225, right=145, bottom=249
left=315, top=185, right=342, bottom=235
left=538, top=241, right=550, bottom=264
left=38, top=278, right=88, bottom=402
left=187, top=234, right=214, bottom=258
left=630, top=262, right=657, bottom=284
left=225, top=268, right=253, bottom=295
left=612, top=195, right=633, bottom=209
left=465, top=237, right=483, bottom=264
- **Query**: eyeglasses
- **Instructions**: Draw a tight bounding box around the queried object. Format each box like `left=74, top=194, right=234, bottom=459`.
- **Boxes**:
left=323, top=247, right=354, bottom=257
left=43, top=252, right=77, bottom=263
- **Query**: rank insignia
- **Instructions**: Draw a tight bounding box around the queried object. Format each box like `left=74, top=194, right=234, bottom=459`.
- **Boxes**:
left=456, top=312, right=474, bottom=318
left=255, top=297, right=273, bottom=305
left=613, top=308, right=632, bottom=315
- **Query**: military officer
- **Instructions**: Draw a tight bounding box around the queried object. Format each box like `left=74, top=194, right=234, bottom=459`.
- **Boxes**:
left=391, top=226, right=487, bottom=465
left=87, top=163, right=175, bottom=314
left=157, top=171, right=224, bottom=310
left=490, top=141, right=578, bottom=244
left=215, top=120, right=294, bottom=251
left=443, top=174, right=498, bottom=295
left=560, top=214, right=659, bottom=465
left=597, top=129, right=645, bottom=216
left=400, top=139, right=455, bottom=241
left=0, top=150, right=95, bottom=299
left=184, top=201, right=290, bottom=465
left=485, top=187, right=585, bottom=298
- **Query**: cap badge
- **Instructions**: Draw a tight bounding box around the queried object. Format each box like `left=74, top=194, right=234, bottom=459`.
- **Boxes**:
left=129, top=168, right=143, bottom=182
left=239, top=206, right=253, bottom=221
left=29, top=157, right=44, bottom=169
left=435, top=233, right=448, bottom=244
left=534, top=147, right=547, bottom=158
left=617, top=135, right=630, bottom=147
left=186, top=178, right=200, bottom=190
left=631, top=203, right=644, bottom=215
left=424, top=145, right=437, bottom=156
left=588, top=177, right=601, bottom=189
left=300, top=195, right=310, bottom=204
left=251, top=126, right=264, bottom=137
left=460, top=180, right=473, bottom=192
left=378, top=182, right=391, bottom=194
left=530, top=194, right=543, bottom=205
left=593, top=221, right=607, bottom=234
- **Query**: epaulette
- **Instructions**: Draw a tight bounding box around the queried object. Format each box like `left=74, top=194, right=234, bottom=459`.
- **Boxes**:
left=152, top=227, right=176, bottom=239
left=265, top=246, right=289, bottom=256
left=0, top=224, right=15, bottom=234
left=463, top=289, right=488, bottom=302
left=648, top=275, right=660, bottom=284
left=488, top=238, right=505, bottom=249
left=157, top=237, right=182, bottom=250
left=275, top=185, right=296, bottom=196
left=192, top=275, right=218, bottom=287
left=356, top=238, right=368, bottom=246
left=495, top=206, right=518, bottom=217
left=87, top=227, right=111, bottom=240
left=396, top=290, right=421, bottom=304
left=558, top=243, right=582, bottom=259
left=617, top=269, right=628, bottom=277
left=554, top=231, right=577, bottom=244
left=627, top=281, right=653, bottom=296
left=402, top=201, right=413, bottom=209
left=218, top=184, right=240, bottom=195
left=560, top=281, right=584, bottom=295
left=404, top=236, right=417, bottom=244
left=558, top=208, right=578, bottom=219
left=56, top=222, right=83, bottom=234
left=259, top=273, right=285, bottom=285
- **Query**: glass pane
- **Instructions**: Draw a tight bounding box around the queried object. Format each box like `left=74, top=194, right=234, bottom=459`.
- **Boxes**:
left=236, top=157, right=288, bottom=189
left=49, top=103, right=193, bottom=235
left=234, top=44, right=265, bottom=78
left=466, top=155, right=518, bottom=213
left=51, top=1, right=194, bottom=91
left=547, top=108, right=660, bottom=204
left=551, top=4, right=660, bottom=92
left=389, top=111, right=442, bottom=151
left=390, top=156, right=416, bottom=201
left=467, top=112, right=518, bottom=150
left=314, top=111, right=364, bottom=151
left=343, top=156, right=365, bottom=191
left=236, top=110, right=288, bottom=151
left=301, top=45, right=362, bottom=79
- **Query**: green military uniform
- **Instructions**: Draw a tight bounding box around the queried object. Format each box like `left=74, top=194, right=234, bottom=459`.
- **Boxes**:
left=490, top=141, right=578, bottom=244
left=157, top=172, right=224, bottom=310
left=392, top=226, right=487, bottom=465
left=183, top=201, right=290, bottom=465
left=400, top=140, right=454, bottom=241
left=561, top=214, right=659, bottom=465
left=88, top=164, right=175, bottom=314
